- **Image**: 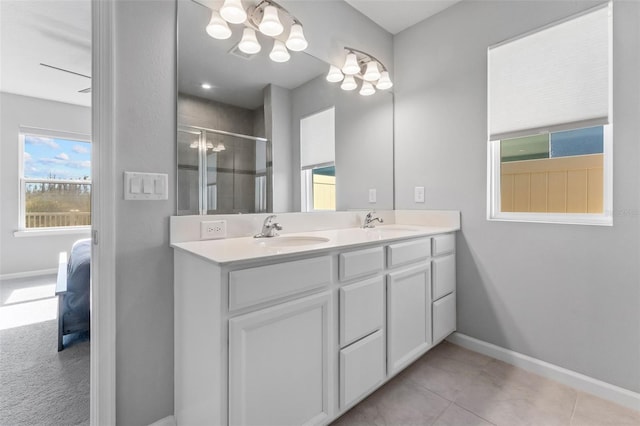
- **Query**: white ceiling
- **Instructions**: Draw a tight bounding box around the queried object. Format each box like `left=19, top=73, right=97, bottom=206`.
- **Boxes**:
left=0, top=0, right=461, bottom=108
left=0, top=0, right=91, bottom=107
left=344, top=0, right=463, bottom=34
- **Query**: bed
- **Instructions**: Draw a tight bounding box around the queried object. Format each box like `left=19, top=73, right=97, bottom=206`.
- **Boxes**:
left=55, top=238, right=91, bottom=351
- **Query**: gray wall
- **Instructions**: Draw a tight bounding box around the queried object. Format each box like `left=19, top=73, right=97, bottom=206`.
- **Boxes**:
left=0, top=93, right=91, bottom=275
left=290, top=75, right=394, bottom=211
left=394, top=0, right=640, bottom=392
left=114, top=1, right=176, bottom=424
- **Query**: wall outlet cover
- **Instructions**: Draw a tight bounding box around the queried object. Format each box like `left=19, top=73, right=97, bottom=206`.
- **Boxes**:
left=414, top=186, right=425, bottom=203
left=200, top=220, right=227, bottom=240
left=369, top=188, right=377, bottom=203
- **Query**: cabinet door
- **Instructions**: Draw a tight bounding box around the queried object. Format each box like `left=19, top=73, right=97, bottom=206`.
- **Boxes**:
left=229, top=292, right=332, bottom=426
left=432, top=254, right=456, bottom=301
left=387, top=263, right=431, bottom=374
left=433, top=292, right=456, bottom=344
left=340, top=330, right=385, bottom=409
left=340, top=276, right=385, bottom=347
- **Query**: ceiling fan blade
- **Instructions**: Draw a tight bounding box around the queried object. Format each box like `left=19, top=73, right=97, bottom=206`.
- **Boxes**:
left=78, top=87, right=92, bottom=93
left=40, top=63, right=91, bottom=79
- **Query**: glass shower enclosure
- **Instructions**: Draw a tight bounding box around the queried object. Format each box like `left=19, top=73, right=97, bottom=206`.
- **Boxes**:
left=177, top=125, right=269, bottom=215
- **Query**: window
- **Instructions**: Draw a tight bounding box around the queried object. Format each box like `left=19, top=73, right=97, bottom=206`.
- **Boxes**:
left=302, top=165, right=336, bottom=211
left=300, top=107, right=336, bottom=212
left=487, top=3, right=612, bottom=225
left=20, top=129, right=92, bottom=229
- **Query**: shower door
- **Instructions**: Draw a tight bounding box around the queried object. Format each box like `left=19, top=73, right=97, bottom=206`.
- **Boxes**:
left=177, top=126, right=270, bottom=215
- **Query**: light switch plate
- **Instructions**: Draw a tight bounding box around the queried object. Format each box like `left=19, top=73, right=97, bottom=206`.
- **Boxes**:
left=124, top=172, right=168, bottom=200
left=369, top=188, right=377, bottom=203
left=414, top=186, right=425, bottom=203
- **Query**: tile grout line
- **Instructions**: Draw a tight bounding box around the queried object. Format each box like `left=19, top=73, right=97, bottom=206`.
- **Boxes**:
left=429, top=400, right=453, bottom=426
left=454, top=402, right=498, bottom=426
left=569, top=391, right=580, bottom=425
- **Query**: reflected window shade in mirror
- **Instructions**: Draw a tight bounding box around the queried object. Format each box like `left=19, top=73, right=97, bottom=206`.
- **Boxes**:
left=202, top=0, right=308, bottom=63
left=327, top=47, right=393, bottom=95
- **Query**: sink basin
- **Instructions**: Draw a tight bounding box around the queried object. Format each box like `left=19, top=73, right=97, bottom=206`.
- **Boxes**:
left=254, top=236, right=330, bottom=247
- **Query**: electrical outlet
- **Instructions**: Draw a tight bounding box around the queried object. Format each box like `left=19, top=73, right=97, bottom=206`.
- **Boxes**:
left=414, top=186, right=425, bottom=203
left=369, top=188, right=377, bottom=203
left=200, top=220, right=227, bottom=239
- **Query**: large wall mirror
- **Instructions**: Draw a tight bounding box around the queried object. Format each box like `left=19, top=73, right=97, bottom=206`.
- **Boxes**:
left=177, top=0, right=394, bottom=215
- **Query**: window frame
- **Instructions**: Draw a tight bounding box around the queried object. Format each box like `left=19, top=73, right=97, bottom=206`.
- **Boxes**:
left=17, top=127, right=92, bottom=232
left=300, top=162, right=336, bottom=212
left=487, top=125, right=613, bottom=226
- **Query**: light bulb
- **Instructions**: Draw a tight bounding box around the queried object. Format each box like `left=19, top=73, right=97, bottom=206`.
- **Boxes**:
left=206, top=10, right=232, bottom=39
left=359, top=81, right=376, bottom=96
left=341, top=75, right=357, bottom=91
left=286, top=23, right=308, bottom=52
left=342, top=52, right=360, bottom=75
left=238, top=28, right=261, bottom=54
left=259, top=5, right=283, bottom=37
left=376, top=71, right=393, bottom=90
left=363, top=61, right=381, bottom=82
left=326, top=65, right=344, bottom=83
left=220, top=0, right=247, bottom=24
left=269, top=40, right=290, bottom=62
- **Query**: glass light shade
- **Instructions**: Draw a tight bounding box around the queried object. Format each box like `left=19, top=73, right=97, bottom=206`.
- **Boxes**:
left=220, top=0, right=247, bottom=24
left=342, top=52, right=360, bottom=75
left=238, top=28, right=261, bottom=54
left=206, top=142, right=215, bottom=150
left=206, top=10, right=232, bottom=39
left=213, top=142, right=226, bottom=152
left=360, top=81, right=376, bottom=96
left=376, top=71, right=393, bottom=90
left=285, top=24, right=308, bottom=51
left=326, top=65, right=344, bottom=83
left=340, top=75, right=357, bottom=91
left=189, top=141, right=199, bottom=149
left=363, top=61, right=381, bottom=82
left=269, top=40, right=290, bottom=62
left=259, top=5, right=284, bottom=37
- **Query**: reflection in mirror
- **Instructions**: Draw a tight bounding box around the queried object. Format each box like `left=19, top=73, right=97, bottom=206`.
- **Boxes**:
left=177, top=0, right=394, bottom=215
left=178, top=125, right=268, bottom=214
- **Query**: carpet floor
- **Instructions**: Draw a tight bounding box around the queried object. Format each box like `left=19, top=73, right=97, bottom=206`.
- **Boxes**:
left=0, top=319, right=89, bottom=425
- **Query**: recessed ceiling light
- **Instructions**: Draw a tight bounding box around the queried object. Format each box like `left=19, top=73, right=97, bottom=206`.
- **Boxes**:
left=201, top=83, right=212, bottom=89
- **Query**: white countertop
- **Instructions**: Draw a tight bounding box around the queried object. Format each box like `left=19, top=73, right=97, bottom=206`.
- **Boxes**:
left=171, top=224, right=458, bottom=265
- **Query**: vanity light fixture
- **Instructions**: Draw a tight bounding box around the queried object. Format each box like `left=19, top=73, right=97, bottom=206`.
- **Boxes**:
left=205, top=0, right=308, bottom=63
left=327, top=47, right=393, bottom=96
left=201, top=83, right=212, bottom=89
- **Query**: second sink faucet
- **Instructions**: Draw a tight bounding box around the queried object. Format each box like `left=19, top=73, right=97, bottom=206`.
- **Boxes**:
left=362, top=211, right=384, bottom=228
left=254, top=215, right=283, bottom=238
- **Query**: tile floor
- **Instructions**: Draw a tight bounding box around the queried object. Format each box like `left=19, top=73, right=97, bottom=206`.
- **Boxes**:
left=331, top=341, right=640, bottom=426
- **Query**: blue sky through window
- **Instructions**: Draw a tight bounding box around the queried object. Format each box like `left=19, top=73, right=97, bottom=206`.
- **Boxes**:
left=24, top=135, right=91, bottom=180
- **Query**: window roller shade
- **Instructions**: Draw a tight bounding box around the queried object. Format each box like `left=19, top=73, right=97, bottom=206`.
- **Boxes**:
left=488, top=4, right=611, bottom=141
left=300, top=107, right=336, bottom=169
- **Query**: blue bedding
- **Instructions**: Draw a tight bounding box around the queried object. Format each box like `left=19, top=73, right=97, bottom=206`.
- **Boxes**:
left=64, top=238, right=91, bottom=318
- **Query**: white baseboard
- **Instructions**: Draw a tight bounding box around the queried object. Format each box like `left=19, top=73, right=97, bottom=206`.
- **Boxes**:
left=148, top=415, right=176, bottom=426
left=0, top=268, right=57, bottom=281
left=447, top=332, right=640, bottom=412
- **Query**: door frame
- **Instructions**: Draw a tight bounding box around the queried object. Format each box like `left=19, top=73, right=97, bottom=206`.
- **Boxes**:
left=90, top=0, right=116, bottom=424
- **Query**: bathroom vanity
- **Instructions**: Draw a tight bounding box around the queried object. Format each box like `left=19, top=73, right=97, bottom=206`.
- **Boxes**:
left=171, top=213, right=458, bottom=426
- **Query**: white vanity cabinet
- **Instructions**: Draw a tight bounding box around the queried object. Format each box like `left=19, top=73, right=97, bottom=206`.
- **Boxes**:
left=431, top=234, right=457, bottom=344
left=173, top=228, right=457, bottom=426
left=229, top=291, right=332, bottom=426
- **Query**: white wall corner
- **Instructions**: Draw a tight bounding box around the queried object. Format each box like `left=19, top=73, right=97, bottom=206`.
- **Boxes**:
left=447, top=332, right=640, bottom=412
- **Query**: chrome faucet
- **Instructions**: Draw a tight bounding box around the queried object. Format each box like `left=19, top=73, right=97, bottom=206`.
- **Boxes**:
left=362, top=211, right=384, bottom=228
left=254, top=215, right=282, bottom=238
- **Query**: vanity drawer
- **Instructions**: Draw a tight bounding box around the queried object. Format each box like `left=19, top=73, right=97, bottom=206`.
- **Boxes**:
left=340, top=276, right=385, bottom=347
left=229, top=256, right=332, bottom=311
left=432, top=233, right=455, bottom=256
left=340, top=329, right=385, bottom=409
left=433, top=292, right=456, bottom=344
left=386, top=238, right=431, bottom=268
left=432, top=254, right=456, bottom=301
left=339, top=246, right=384, bottom=281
